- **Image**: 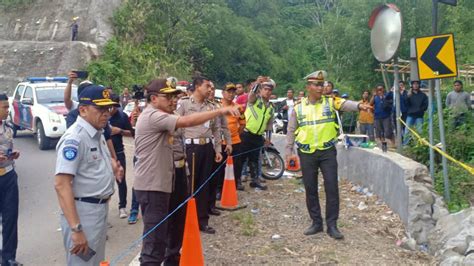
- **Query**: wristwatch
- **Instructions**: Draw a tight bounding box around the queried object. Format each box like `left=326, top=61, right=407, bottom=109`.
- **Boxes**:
left=71, top=223, right=83, bottom=233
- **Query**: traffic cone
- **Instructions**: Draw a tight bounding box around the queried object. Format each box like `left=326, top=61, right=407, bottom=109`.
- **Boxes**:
left=217, top=156, right=247, bottom=211
left=179, top=198, right=204, bottom=266
left=100, top=261, right=109, bottom=266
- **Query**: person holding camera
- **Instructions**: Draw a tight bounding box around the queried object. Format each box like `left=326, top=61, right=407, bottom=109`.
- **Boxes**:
left=239, top=76, right=275, bottom=191
left=133, top=78, right=239, bottom=264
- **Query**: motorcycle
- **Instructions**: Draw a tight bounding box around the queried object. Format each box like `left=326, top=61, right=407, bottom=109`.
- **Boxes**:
left=272, top=112, right=286, bottom=134
left=261, top=144, right=285, bottom=180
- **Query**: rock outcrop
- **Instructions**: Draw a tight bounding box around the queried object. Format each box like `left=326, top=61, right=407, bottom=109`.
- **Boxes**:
left=0, top=0, right=122, bottom=92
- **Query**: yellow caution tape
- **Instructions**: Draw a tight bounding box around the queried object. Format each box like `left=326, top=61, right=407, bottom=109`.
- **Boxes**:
left=399, top=118, right=474, bottom=175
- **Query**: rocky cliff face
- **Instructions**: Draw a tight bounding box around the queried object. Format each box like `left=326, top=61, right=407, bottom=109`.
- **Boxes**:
left=0, top=0, right=122, bottom=92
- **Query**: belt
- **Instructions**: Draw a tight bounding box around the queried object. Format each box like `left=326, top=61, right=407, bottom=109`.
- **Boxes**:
left=185, top=138, right=211, bottom=145
left=0, top=165, right=14, bottom=176
left=174, top=159, right=185, bottom=168
left=74, top=197, right=110, bottom=204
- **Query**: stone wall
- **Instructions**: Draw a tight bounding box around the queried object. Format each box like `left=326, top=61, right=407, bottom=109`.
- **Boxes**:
left=336, top=145, right=447, bottom=244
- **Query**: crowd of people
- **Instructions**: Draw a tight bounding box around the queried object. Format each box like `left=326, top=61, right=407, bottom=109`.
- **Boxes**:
left=277, top=79, right=472, bottom=150
left=0, top=68, right=470, bottom=266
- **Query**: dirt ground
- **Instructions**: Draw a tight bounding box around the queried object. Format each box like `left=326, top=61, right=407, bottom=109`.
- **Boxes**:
left=200, top=173, right=436, bottom=265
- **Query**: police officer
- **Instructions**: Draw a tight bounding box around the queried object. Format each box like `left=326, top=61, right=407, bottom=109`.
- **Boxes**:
left=240, top=77, right=275, bottom=191
left=0, top=93, right=21, bottom=266
left=286, top=71, right=372, bottom=240
left=134, top=79, right=239, bottom=264
left=164, top=92, right=188, bottom=266
left=207, top=81, right=232, bottom=216
left=176, top=76, right=225, bottom=234
left=54, top=85, right=123, bottom=265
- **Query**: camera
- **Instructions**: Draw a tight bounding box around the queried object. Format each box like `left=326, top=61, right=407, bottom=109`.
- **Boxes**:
left=132, top=84, right=144, bottom=100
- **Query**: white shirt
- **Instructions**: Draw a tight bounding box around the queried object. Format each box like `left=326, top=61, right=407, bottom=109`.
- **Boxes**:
left=287, top=99, right=295, bottom=119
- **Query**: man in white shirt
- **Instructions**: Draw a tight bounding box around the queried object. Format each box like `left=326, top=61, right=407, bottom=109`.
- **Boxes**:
left=281, top=89, right=296, bottom=134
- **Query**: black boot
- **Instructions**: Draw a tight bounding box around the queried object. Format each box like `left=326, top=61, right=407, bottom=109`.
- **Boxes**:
left=327, top=226, right=344, bottom=240
left=303, top=222, right=323, bottom=236
left=236, top=180, right=245, bottom=191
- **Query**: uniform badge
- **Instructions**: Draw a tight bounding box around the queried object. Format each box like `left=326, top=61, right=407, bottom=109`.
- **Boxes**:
left=63, top=146, right=78, bottom=161
left=168, top=136, right=174, bottom=145
left=102, top=89, right=110, bottom=99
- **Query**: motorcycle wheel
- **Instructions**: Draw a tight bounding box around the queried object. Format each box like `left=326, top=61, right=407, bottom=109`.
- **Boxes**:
left=261, top=148, right=285, bottom=180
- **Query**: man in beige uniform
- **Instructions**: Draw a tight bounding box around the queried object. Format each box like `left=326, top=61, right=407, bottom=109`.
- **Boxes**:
left=176, top=76, right=224, bottom=234
left=133, top=79, right=239, bottom=265
left=207, top=82, right=232, bottom=216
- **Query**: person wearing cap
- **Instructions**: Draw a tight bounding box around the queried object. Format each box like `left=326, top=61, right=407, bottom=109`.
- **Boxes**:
left=164, top=88, right=189, bottom=266
left=176, top=76, right=226, bottom=234
left=212, top=83, right=245, bottom=203
left=207, top=81, right=232, bottom=216
left=54, top=85, right=124, bottom=265
left=134, top=78, right=239, bottom=264
left=64, top=71, right=118, bottom=163
left=286, top=72, right=372, bottom=240
left=0, top=92, right=22, bottom=266
left=403, top=80, right=428, bottom=145
left=108, top=94, right=134, bottom=218
left=239, top=76, right=275, bottom=191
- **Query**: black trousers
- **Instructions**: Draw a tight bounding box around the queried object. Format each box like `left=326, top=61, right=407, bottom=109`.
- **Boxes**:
left=185, top=142, right=214, bottom=227
left=298, top=147, right=339, bottom=227
left=209, top=143, right=243, bottom=209
left=135, top=190, right=170, bottom=265
left=164, top=165, right=189, bottom=265
left=0, top=170, right=19, bottom=265
left=116, top=151, right=127, bottom=209
left=240, top=131, right=264, bottom=183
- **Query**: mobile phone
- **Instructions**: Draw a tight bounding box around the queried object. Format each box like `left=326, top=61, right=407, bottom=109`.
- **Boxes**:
left=73, top=70, right=89, bottom=79
left=76, top=246, right=96, bottom=262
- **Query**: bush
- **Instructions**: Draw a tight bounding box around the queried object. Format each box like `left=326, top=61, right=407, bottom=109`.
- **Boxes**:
left=403, top=104, right=473, bottom=212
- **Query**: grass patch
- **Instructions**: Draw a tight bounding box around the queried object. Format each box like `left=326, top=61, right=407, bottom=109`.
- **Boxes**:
left=230, top=211, right=257, bottom=236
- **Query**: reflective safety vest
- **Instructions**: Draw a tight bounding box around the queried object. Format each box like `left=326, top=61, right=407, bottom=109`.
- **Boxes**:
left=295, top=96, right=343, bottom=153
left=245, top=97, right=274, bottom=135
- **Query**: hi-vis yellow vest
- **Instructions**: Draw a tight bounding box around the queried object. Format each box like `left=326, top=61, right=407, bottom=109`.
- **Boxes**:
left=245, top=97, right=274, bottom=135
left=295, top=96, right=343, bottom=153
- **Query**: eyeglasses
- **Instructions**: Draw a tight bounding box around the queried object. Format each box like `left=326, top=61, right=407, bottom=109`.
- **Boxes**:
left=157, top=94, right=177, bottom=100
left=91, top=105, right=113, bottom=114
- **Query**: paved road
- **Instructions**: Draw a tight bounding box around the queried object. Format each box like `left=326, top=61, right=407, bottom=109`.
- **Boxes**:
left=4, top=132, right=141, bottom=265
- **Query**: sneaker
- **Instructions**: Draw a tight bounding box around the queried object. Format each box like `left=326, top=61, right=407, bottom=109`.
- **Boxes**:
left=119, top=208, right=128, bottom=219
left=128, top=211, right=138, bottom=224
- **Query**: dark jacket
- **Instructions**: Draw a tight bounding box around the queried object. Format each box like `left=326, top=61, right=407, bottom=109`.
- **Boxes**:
left=280, top=98, right=296, bottom=120
left=406, top=91, right=428, bottom=118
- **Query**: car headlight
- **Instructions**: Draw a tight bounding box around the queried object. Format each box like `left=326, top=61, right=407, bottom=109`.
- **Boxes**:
left=49, top=112, right=62, bottom=123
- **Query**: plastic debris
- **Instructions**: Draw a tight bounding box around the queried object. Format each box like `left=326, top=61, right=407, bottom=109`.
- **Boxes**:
left=357, top=201, right=368, bottom=210
left=271, top=234, right=281, bottom=240
left=251, top=208, right=259, bottom=214
left=419, top=243, right=429, bottom=253
left=294, top=187, right=305, bottom=193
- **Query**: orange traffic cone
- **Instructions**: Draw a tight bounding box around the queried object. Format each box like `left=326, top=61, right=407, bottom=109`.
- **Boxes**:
left=218, top=156, right=247, bottom=211
left=99, top=261, right=109, bottom=266
left=179, top=198, right=204, bottom=266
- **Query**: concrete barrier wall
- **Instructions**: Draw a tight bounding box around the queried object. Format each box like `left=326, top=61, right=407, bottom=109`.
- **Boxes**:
left=271, top=134, right=448, bottom=244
